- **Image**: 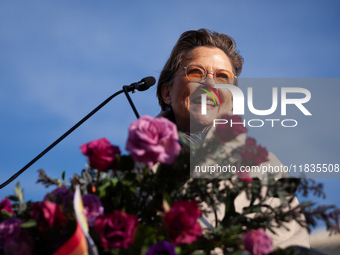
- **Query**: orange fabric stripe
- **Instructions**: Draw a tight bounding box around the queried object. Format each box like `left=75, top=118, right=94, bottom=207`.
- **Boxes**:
left=53, top=223, right=88, bottom=255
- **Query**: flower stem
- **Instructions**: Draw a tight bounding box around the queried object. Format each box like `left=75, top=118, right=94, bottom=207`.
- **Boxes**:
left=96, top=170, right=100, bottom=189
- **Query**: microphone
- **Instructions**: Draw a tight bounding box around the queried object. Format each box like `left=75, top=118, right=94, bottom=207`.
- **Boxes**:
left=0, top=77, right=156, bottom=189
left=124, top=76, right=156, bottom=92
left=123, top=76, right=156, bottom=119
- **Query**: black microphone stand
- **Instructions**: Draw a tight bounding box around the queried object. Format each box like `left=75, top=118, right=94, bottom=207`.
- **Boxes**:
left=0, top=78, right=151, bottom=189
left=123, top=86, right=140, bottom=119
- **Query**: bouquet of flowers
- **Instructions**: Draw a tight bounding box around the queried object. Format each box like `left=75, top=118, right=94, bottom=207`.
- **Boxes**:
left=0, top=115, right=339, bottom=255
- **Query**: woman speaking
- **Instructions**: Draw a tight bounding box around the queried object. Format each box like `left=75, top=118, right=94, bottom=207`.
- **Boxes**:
left=155, top=29, right=309, bottom=249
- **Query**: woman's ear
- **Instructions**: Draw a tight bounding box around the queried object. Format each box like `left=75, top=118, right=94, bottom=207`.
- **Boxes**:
left=161, top=83, right=172, bottom=105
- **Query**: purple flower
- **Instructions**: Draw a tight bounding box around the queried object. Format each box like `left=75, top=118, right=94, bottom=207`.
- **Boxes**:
left=0, top=198, right=13, bottom=214
left=243, top=228, right=272, bottom=255
left=44, top=186, right=74, bottom=210
left=146, top=241, right=176, bottom=255
left=126, top=115, right=181, bottom=167
left=4, top=231, right=34, bottom=255
left=82, top=194, right=104, bottom=227
left=0, top=217, right=22, bottom=249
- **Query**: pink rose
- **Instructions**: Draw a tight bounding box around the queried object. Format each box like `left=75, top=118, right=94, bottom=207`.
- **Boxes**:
left=30, top=201, right=67, bottom=231
left=94, top=210, right=138, bottom=249
left=126, top=115, right=181, bottom=167
left=215, top=114, right=247, bottom=143
left=240, top=137, right=269, bottom=166
left=163, top=200, right=202, bottom=245
left=82, top=194, right=104, bottom=227
left=80, top=138, right=121, bottom=172
left=243, top=228, right=272, bottom=255
left=0, top=198, right=13, bottom=214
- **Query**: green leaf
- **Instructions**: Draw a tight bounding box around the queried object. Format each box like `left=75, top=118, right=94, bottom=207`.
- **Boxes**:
left=14, top=182, right=24, bottom=204
left=279, top=178, right=301, bottom=194
left=162, top=197, right=170, bottom=213
left=6, top=195, right=19, bottom=202
left=110, top=178, right=119, bottom=187
left=97, top=178, right=119, bottom=198
left=61, top=171, right=65, bottom=181
left=1, top=210, right=13, bottom=219
left=242, top=206, right=262, bottom=214
left=18, top=203, right=27, bottom=212
left=299, top=201, right=314, bottom=208
left=20, top=219, right=37, bottom=228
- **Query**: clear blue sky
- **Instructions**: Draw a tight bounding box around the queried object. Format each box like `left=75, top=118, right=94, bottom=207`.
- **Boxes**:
left=0, top=0, right=339, bottom=231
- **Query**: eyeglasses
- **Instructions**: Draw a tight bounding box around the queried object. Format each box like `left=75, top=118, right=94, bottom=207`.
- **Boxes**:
left=183, top=64, right=237, bottom=84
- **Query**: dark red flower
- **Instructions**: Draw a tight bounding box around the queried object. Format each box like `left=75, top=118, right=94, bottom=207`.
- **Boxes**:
left=80, top=138, right=121, bottom=172
left=94, top=211, right=138, bottom=249
left=163, top=200, right=202, bottom=245
left=241, top=137, right=269, bottom=166
left=30, top=201, right=67, bottom=231
left=215, top=114, right=247, bottom=144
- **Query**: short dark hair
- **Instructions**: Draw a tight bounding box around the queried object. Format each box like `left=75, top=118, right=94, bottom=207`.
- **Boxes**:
left=157, top=29, right=244, bottom=111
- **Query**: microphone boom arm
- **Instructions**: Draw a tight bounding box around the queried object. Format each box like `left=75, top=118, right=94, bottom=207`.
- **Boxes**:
left=0, top=90, right=124, bottom=189
left=0, top=76, right=156, bottom=189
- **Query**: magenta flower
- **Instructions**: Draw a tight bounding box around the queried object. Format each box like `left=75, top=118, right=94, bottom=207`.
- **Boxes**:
left=94, top=210, right=138, bottom=249
left=215, top=114, right=247, bottom=144
left=0, top=198, right=13, bottom=214
left=82, top=194, right=104, bottom=227
left=80, top=138, right=121, bottom=172
left=243, top=228, right=272, bottom=255
left=126, top=115, right=181, bottom=167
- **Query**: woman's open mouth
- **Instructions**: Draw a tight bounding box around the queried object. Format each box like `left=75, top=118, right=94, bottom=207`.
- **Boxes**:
left=191, top=96, right=217, bottom=107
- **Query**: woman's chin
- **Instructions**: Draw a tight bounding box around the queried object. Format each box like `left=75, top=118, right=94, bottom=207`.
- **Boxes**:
left=190, top=112, right=218, bottom=131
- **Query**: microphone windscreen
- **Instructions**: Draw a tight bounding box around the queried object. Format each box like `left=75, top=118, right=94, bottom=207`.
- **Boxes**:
left=142, top=76, right=156, bottom=87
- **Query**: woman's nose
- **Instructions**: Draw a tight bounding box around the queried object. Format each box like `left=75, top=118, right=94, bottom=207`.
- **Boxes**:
left=202, top=71, right=216, bottom=86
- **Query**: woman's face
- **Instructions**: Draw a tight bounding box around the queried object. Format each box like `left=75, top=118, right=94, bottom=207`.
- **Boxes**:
left=162, top=46, right=234, bottom=132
